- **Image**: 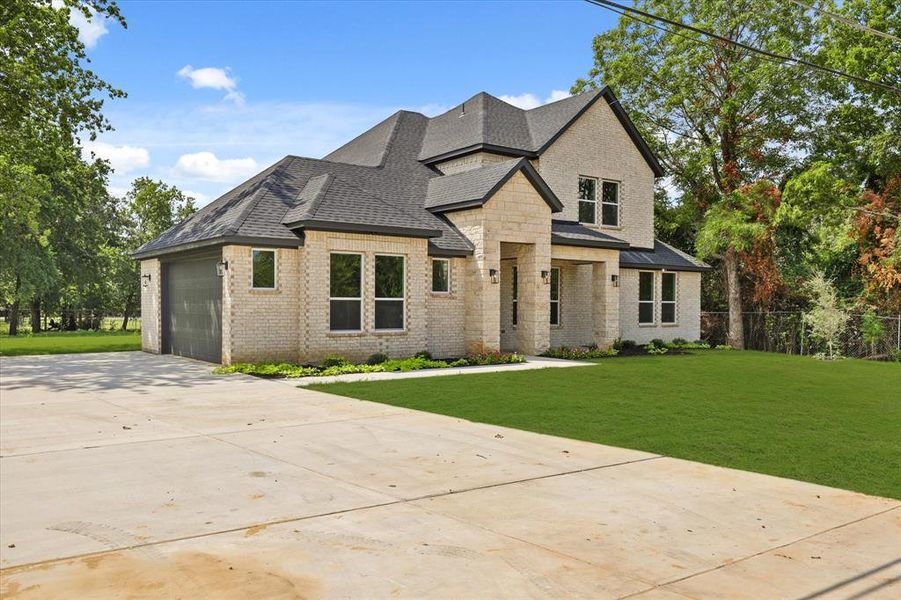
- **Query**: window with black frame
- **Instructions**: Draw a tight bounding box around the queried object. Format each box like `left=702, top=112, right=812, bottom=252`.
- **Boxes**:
left=638, top=271, right=655, bottom=324
left=661, top=272, right=677, bottom=324
left=252, top=249, right=275, bottom=289
left=329, top=253, right=362, bottom=331
left=375, top=255, right=405, bottom=330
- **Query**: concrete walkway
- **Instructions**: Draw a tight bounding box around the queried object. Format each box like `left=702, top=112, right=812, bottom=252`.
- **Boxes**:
left=290, top=355, right=592, bottom=386
left=0, top=352, right=898, bottom=599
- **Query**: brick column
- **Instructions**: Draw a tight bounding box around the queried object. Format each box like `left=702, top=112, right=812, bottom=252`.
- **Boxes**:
left=463, top=238, right=501, bottom=353
left=140, top=258, right=162, bottom=354
left=593, top=259, right=620, bottom=348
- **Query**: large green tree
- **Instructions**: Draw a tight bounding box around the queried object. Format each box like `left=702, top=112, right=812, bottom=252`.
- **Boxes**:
left=0, top=0, right=125, bottom=333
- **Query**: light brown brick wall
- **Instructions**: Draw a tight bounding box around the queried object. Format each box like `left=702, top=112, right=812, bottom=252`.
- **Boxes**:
left=140, top=259, right=162, bottom=353
left=221, top=245, right=302, bottom=364
left=538, top=99, right=655, bottom=249
left=299, top=231, right=430, bottom=363
left=434, top=151, right=510, bottom=175
left=426, top=257, right=466, bottom=358
left=618, top=269, right=701, bottom=344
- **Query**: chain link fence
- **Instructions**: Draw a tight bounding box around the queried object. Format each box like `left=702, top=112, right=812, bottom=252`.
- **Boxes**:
left=701, top=311, right=901, bottom=359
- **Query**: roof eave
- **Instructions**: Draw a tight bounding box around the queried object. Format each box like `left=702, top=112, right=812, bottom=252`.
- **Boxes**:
left=619, top=262, right=712, bottom=273
left=132, top=235, right=304, bottom=260
left=550, top=235, right=630, bottom=250
left=287, top=220, right=442, bottom=239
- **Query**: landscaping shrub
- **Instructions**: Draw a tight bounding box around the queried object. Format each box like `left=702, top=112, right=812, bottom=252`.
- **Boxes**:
left=671, top=337, right=688, bottom=346
left=321, top=354, right=349, bottom=368
left=463, top=351, right=525, bottom=365
left=650, top=338, right=666, bottom=348
left=214, top=351, right=525, bottom=379
left=666, top=340, right=711, bottom=350
left=414, top=350, right=432, bottom=360
left=613, top=338, right=637, bottom=351
left=541, top=346, right=619, bottom=360
left=646, top=341, right=669, bottom=355
left=366, top=352, right=389, bottom=365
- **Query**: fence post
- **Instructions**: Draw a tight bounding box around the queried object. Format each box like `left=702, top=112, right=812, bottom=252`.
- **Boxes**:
left=800, top=318, right=805, bottom=356
left=897, top=315, right=900, bottom=351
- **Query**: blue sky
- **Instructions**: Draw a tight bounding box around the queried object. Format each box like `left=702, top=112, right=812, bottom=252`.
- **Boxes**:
left=74, top=1, right=618, bottom=205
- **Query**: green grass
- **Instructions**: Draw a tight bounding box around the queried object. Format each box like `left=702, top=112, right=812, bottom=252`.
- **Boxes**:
left=311, top=351, right=901, bottom=499
left=0, top=330, right=141, bottom=356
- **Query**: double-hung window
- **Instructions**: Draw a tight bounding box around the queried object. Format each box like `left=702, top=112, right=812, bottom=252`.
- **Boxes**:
left=252, top=249, right=276, bottom=289
left=601, top=180, right=620, bottom=226
left=329, top=253, right=362, bottom=331
left=661, top=272, right=677, bottom=324
left=638, top=271, right=655, bottom=325
left=431, top=259, right=450, bottom=293
left=511, top=266, right=518, bottom=326
left=375, top=255, right=405, bottom=330
left=549, top=267, right=561, bottom=326
left=578, top=176, right=597, bottom=224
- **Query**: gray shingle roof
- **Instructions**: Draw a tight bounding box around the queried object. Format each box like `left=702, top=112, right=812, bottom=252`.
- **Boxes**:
left=551, top=220, right=630, bottom=249
left=619, top=240, right=712, bottom=272
left=425, top=157, right=562, bottom=213
left=134, top=89, right=664, bottom=260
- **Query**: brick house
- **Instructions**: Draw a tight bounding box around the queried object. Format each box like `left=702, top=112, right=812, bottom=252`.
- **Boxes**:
left=135, top=88, right=709, bottom=364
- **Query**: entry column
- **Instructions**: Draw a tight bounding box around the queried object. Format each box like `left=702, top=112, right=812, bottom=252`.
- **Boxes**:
left=593, top=259, right=619, bottom=348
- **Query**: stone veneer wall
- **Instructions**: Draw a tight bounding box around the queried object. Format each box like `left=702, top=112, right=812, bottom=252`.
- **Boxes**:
left=549, top=245, right=621, bottom=348
left=299, top=230, right=430, bottom=364
left=140, top=258, right=162, bottom=353
left=548, top=262, right=596, bottom=348
left=426, top=257, right=466, bottom=359
left=618, top=269, right=701, bottom=344
left=221, top=245, right=302, bottom=364
left=434, top=151, right=510, bottom=175
left=538, top=99, right=655, bottom=249
left=446, top=171, right=552, bottom=355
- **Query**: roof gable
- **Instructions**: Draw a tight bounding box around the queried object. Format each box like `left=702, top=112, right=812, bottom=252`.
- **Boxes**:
left=425, top=157, right=563, bottom=214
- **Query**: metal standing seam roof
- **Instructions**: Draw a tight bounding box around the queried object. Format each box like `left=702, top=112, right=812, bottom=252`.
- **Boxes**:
left=619, top=240, right=712, bottom=272
left=134, top=88, right=669, bottom=260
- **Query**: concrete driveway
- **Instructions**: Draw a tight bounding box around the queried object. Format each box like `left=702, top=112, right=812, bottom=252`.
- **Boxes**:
left=0, top=352, right=898, bottom=599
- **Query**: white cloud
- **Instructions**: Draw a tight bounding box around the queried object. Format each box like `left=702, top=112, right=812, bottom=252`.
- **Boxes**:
left=174, top=152, right=258, bottom=183
left=82, top=141, right=150, bottom=174
left=178, top=65, right=244, bottom=104
left=107, top=185, right=129, bottom=199
left=182, top=190, right=211, bottom=205
left=53, top=1, right=109, bottom=48
left=499, top=90, right=572, bottom=110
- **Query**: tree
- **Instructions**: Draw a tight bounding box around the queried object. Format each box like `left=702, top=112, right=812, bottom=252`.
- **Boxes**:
left=107, top=178, right=196, bottom=330
left=851, top=176, right=901, bottom=312
left=574, top=0, right=821, bottom=347
left=0, top=0, right=125, bottom=333
left=803, top=271, right=849, bottom=359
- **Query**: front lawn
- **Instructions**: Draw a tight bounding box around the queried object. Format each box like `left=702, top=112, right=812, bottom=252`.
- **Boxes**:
left=311, top=351, right=901, bottom=499
left=0, top=330, right=141, bottom=356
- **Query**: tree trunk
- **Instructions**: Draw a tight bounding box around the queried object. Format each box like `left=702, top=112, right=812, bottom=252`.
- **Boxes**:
left=121, top=293, right=135, bottom=331
left=8, top=275, right=21, bottom=336
left=30, top=298, right=41, bottom=334
left=724, top=248, right=745, bottom=349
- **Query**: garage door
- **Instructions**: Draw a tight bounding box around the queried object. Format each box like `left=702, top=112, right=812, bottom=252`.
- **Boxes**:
left=164, top=256, right=222, bottom=363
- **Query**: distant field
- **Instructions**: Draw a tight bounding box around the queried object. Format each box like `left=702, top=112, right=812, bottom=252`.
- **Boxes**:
left=0, top=330, right=141, bottom=356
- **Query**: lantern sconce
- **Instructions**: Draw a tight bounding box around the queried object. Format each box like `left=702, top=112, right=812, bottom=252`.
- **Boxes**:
left=141, top=273, right=151, bottom=288
left=216, top=260, right=229, bottom=277
left=489, top=269, right=499, bottom=284
left=541, top=270, right=551, bottom=285
left=611, top=274, right=619, bottom=287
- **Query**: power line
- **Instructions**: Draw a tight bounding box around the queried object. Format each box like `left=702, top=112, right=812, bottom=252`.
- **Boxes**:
left=583, top=0, right=901, bottom=95
left=788, top=0, right=901, bottom=44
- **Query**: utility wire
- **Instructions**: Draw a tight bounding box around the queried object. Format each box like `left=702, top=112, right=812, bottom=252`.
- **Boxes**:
left=583, top=0, right=901, bottom=95
left=788, top=0, right=901, bottom=44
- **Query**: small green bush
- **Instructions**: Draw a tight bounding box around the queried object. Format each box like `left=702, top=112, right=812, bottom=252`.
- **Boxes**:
left=214, top=363, right=319, bottom=378
left=671, top=337, right=688, bottom=346
left=464, top=351, right=525, bottom=366
left=666, top=340, right=711, bottom=350
left=321, top=354, right=349, bottom=368
left=650, top=338, right=666, bottom=348
left=646, top=341, right=669, bottom=355
left=414, top=350, right=432, bottom=360
left=614, top=339, right=637, bottom=351
left=542, top=346, right=619, bottom=360
left=890, top=349, right=901, bottom=363
left=366, top=352, right=389, bottom=365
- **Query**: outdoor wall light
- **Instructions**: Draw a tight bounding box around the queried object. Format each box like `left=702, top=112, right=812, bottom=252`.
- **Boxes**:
left=611, top=274, right=619, bottom=287
left=541, top=270, right=551, bottom=284
left=216, top=260, right=229, bottom=277
left=489, top=269, right=499, bottom=284
left=141, top=273, right=151, bottom=288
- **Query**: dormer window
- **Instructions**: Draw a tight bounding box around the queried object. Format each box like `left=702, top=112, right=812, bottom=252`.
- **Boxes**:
left=578, top=176, right=597, bottom=224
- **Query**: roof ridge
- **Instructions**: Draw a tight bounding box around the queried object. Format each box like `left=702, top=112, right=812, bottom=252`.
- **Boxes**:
left=299, top=173, right=333, bottom=220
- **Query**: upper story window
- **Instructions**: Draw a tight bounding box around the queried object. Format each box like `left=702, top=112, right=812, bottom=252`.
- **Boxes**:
left=601, top=180, right=620, bottom=227
left=578, top=176, right=597, bottom=224
left=431, top=259, right=450, bottom=293
left=252, top=249, right=276, bottom=289
left=375, top=255, right=405, bottom=330
left=330, top=253, right=362, bottom=331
